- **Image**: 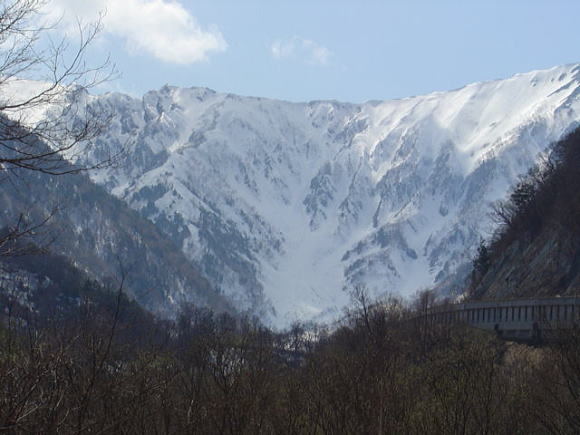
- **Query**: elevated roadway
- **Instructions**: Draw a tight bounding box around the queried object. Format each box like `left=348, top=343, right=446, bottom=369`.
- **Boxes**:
left=422, top=296, right=580, bottom=340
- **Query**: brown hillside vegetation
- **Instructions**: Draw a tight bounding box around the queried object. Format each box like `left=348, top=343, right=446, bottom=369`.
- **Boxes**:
left=470, top=126, right=580, bottom=299
left=2, top=289, right=580, bottom=434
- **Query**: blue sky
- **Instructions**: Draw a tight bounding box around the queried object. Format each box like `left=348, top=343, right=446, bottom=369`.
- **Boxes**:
left=47, top=0, right=580, bottom=103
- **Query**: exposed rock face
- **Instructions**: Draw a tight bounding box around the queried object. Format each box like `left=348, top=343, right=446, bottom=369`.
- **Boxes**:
left=470, top=128, right=580, bottom=301
left=472, top=229, right=580, bottom=300
left=71, top=64, right=580, bottom=326
left=5, top=64, right=580, bottom=326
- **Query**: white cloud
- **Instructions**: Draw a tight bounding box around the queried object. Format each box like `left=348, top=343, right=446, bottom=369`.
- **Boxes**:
left=44, top=0, right=227, bottom=64
left=271, top=37, right=331, bottom=66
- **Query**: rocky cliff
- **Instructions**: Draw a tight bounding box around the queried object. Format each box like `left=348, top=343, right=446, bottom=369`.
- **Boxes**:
left=470, top=128, right=580, bottom=300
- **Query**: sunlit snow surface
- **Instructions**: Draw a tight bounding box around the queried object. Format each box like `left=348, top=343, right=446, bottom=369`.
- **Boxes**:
left=4, top=64, right=580, bottom=327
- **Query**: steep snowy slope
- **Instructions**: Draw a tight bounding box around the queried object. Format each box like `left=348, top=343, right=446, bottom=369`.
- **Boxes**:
left=12, top=64, right=580, bottom=326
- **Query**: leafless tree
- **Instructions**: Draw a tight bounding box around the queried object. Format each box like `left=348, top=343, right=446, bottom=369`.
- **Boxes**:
left=0, top=0, right=116, bottom=173
left=0, top=0, right=117, bottom=256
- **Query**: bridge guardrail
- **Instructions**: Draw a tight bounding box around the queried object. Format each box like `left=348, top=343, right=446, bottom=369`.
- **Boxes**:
left=416, top=296, right=580, bottom=340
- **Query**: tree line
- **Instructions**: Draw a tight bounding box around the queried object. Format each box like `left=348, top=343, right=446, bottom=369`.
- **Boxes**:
left=2, top=285, right=580, bottom=434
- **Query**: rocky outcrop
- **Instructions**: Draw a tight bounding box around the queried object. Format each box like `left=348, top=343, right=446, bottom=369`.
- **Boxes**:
left=470, top=128, right=580, bottom=301
left=471, top=227, right=580, bottom=300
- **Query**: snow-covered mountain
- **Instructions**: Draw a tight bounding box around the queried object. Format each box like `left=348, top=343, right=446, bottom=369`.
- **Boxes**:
left=0, top=143, right=229, bottom=317
left=19, top=64, right=580, bottom=326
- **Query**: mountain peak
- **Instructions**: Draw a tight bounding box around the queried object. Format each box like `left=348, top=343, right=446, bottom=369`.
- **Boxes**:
left=67, top=63, right=577, bottom=326
left=4, top=63, right=579, bottom=327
